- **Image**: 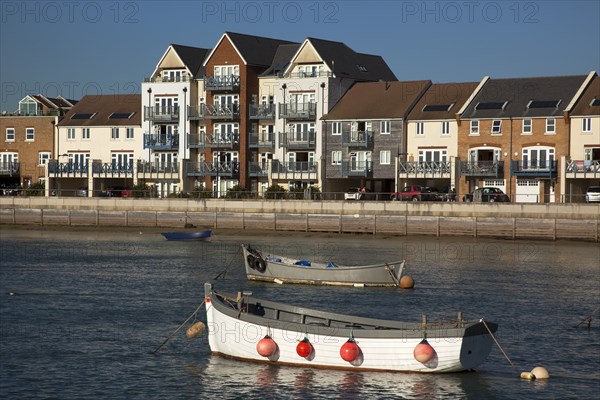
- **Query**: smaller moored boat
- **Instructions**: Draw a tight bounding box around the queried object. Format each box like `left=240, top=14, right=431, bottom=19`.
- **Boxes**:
left=242, top=244, right=405, bottom=287
left=161, top=230, right=212, bottom=241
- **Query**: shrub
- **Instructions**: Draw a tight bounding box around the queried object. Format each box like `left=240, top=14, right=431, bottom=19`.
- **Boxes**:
left=264, top=184, right=287, bottom=199
left=132, top=183, right=151, bottom=198
left=190, top=185, right=212, bottom=199
left=225, top=184, right=253, bottom=199
left=28, top=182, right=45, bottom=196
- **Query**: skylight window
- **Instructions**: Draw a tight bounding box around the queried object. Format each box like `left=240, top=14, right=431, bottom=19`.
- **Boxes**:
left=527, top=100, right=561, bottom=109
left=591, top=98, right=600, bottom=107
left=109, top=112, right=135, bottom=119
left=423, top=104, right=454, bottom=112
left=356, top=64, right=368, bottom=73
left=475, top=102, right=508, bottom=110
left=71, top=113, right=96, bottom=120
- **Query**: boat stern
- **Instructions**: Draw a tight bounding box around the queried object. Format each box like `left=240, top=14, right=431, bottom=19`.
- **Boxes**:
left=459, top=320, right=497, bottom=370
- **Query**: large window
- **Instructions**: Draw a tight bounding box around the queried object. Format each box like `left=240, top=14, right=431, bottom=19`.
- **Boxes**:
left=26, top=128, right=35, bottom=141
left=380, top=150, right=391, bottom=165
left=5, top=128, right=15, bottom=141
left=470, top=120, right=479, bottom=135
left=418, top=149, right=447, bottom=163
left=19, top=97, right=38, bottom=115
left=545, top=118, right=556, bottom=134
left=380, top=120, right=391, bottom=134
left=214, top=65, right=239, bottom=76
left=111, top=153, right=134, bottom=168
left=522, top=146, right=555, bottom=169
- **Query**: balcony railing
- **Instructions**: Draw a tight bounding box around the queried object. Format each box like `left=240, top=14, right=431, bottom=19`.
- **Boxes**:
left=279, top=131, right=316, bottom=149
left=270, top=161, right=318, bottom=180
left=92, top=162, right=134, bottom=177
left=279, top=102, right=317, bottom=120
left=48, top=161, right=89, bottom=176
left=144, top=106, right=179, bottom=122
left=143, top=74, right=191, bottom=83
left=459, top=161, right=504, bottom=177
left=248, top=132, right=275, bottom=149
left=0, top=162, right=20, bottom=176
left=398, top=161, right=452, bottom=177
left=341, top=161, right=373, bottom=177
left=249, top=104, right=276, bottom=120
left=136, top=161, right=179, bottom=179
left=566, top=160, right=600, bottom=178
left=248, top=162, right=269, bottom=177
left=278, top=71, right=333, bottom=79
left=185, top=161, right=240, bottom=177
left=511, top=160, right=558, bottom=177
left=143, top=133, right=179, bottom=149
left=342, top=131, right=374, bottom=148
left=204, top=75, right=240, bottom=91
left=187, top=104, right=240, bottom=120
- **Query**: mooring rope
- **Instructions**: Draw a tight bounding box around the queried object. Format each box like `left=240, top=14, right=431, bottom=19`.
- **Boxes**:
left=575, top=306, right=599, bottom=328
left=151, top=299, right=206, bottom=354
left=482, top=319, right=515, bottom=368
left=213, top=246, right=242, bottom=280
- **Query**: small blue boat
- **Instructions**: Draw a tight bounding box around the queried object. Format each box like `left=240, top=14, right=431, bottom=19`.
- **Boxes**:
left=161, top=230, right=212, bottom=241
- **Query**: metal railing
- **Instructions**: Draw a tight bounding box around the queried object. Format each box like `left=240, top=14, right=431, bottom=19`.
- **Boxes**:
left=204, top=75, right=241, bottom=91
left=248, top=132, right=275, bottom=148
left=143, top=74, right=191, bottom=83
left=136, top=161, right=179, bottom=174
left=143, top=106, right=179, bottom=122
left=459, top=161, right=504, bottom=177
left=279, top=131, right=316, bottom=149
left=342, top=131, right=374, bottom=148
left=341, top=161, right=373, bottom=177
left=399, top=161, right=452, bottom=176
left=511, top=160, right=558, bottom=176
left=187, top=104, right=240, bottom=120
left=48, top=161, right=89, bottom=176
left=0, top=162, right=20, bottom=176
left=249, top=104, right=276, bottom=119
left=279, top=102, right=317, bottom=120
left=271, top=161, right=317, bottom=173
left=185, top=161, right=240, bottom=177
left=143, top=133, right=179, bottom=149
left=566, top=160, right=600, bottom=176
left=92, top=162, right=134, bottom=176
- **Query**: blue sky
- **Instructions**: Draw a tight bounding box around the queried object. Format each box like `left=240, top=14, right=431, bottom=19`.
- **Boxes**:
left=1, top=0, right=599, bottom=111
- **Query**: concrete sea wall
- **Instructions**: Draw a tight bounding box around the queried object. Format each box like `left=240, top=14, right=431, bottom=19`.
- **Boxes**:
left=1, top=198, right=598, bottom=241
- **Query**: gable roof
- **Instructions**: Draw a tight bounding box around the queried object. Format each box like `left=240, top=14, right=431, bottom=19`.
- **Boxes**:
left=407, top=82, right=479, bottom=120
left=323, top=80, right=431, bottom=120
left=58, top=95, right=141, bottom=127
left=204, top=32, right=298, bottom=67
left=569, top=74, right=600, bottom=116
left=260, top=43, right=302, bottom=76
left=28, top=95, right=77, bottom=110
left=284, top=37, right=397, bottom=82
left=460, top=74, right=589, bottom=119
left=171, top=44, right=211, bottom=79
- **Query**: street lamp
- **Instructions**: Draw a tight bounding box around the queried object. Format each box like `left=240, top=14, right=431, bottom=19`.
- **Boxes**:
left=320, top=82, right=327, bottom=199
left=147, top=88, right=152, bottom=165
left=281, top=84, right=287, bottom=170
left=183, top=87, right=188, bottom=157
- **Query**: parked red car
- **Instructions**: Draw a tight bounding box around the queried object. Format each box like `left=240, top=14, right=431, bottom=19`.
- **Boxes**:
left=390, top=185, right=442, bottom=201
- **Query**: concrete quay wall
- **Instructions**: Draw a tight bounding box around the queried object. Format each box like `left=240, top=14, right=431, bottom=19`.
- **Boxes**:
left=1, top=198, right=598, bottom=242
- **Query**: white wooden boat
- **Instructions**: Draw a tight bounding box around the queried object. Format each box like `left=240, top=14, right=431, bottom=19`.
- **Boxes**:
left=242, top=244, right=405, bottom=287
left=204, top=283, right=497, bottom=373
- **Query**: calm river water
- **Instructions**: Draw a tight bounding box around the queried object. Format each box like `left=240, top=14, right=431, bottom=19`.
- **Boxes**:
left=0, top=226, right=599, bottom=399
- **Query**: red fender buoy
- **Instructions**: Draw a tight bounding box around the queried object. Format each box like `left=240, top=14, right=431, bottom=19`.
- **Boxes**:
left=257, top=335, right=277, bottom=357
left=296, top=338, right=313, bottom=358
left=413, top=338, right=435, bottom=363
left=340, top=338, right=360, bottom=362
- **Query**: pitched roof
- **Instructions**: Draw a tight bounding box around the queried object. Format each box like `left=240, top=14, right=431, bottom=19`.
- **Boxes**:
left=58, top=95, right=141, bottom=127
left=570, top=75, right=600, bottom=116
left=460, top=75, right=589, bottom=119
left=30, top=95, right=77, bottom=109
left=209, top=32, right=298, bottom=67
left=407, top=82, right=479, bottom=120
left=170, top=44, right=211, bottom=79
left=323, top=80, right=431, bottom=120
left=260, top=43, right=302, bottom=76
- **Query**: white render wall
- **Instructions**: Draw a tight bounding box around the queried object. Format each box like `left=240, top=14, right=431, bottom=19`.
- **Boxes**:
left=570, top=115, right=600, bottom=160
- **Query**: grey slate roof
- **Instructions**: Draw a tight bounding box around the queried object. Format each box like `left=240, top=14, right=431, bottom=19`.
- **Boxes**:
left=260, top=43, right=302, bottom=76
left=225, top=32, right=298, bottom=67
left=570, top=75, right=600, bottom=116
left=460, top=75, right=588, bottom=119
left=170, top=44, right=211, bottom=79
left=407, top=82, right=479, bottom=121
left=58, top=95, right=141, bottom=127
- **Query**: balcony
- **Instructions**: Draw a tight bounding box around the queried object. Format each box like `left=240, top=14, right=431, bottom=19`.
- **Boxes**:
left=143, top=74, right=191, bottom=83
left=398, top=161, right=452, bottom=178
left=248, top=162, right=269, bottom=177
left=459, top=161, right=504, bottom=178
left=249, top=104, right=276, bottom=120
left=187, top=104, right=240, bottom=120
left=204, top=75, right=240, bottom=91
left=565, top=160, right=600, bottom=178
left=511, top=160, right=558, bottom=177
left=279, top=102, right=317, bottom=120
left=271, top=161, right=317, bottom=180
left=143, top=133, right=179, bottom=150
left=48, top=161, right=89, bottom=177
left=186, top=161, right=240, bottom=177
left=342, top=131, right=374, bottom=148
left=341, top=161, right=373, bottom=178
left=0, top=162, right=20, bottom=176
left=279, top=71, right=333, bottom=79
left=136, top=161, right=179, bottom=179
left=144, top=106, right=179, bottom=122
left=248, top=132, right=275, bottom=149
left=279, top=131, right=316, bottom=149
left=92, top=162, right=133, bottom=177
left=201, top=132, right=239, bottom=148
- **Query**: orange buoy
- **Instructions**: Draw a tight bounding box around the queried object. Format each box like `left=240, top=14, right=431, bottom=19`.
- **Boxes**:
left=340, top=338, right=360, bottom=362
left=400, top=275, right=414, bottom=289
left=413, top=339, right=435, bottom=363
left=256, top=335, right=277, bottom=357
left=185, top=321, right=206, bottom=339
left=296, top=338, right=313, bottom=358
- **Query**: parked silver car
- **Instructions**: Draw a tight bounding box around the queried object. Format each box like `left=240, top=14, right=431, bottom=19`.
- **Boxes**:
left=585, top=186, right=600, bottom=203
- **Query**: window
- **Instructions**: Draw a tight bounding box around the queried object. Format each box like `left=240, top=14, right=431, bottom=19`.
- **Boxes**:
left=522, top=146, right=555, bottom=169
left=38, top=152, right=51, bottom=166
left=522, top=119, right=532, bottom=134
left=214, top=65, right=240, bottom=76
left=111, top=153, right=134, bottom=169
left=416, top=122, right=424, bottom=136
left=582, top=118, right=592, bottom=132
left=26, top=128, right=34, bottom=141
left=332, top=122, right=342, bottom=135
left=126, top=127, right=134, bottom=139
left=418, top=149, right=447, bottom=163
left=491, top=120, right=502, bottom=134
left=111, top=127, right=120, bottom=140
left=331, top=151, right=342, bottom=165
left=5, top=128, right=15, bottom=141
left=380, top=120, right=391, bottom=134
left=380, top=150, right=391, bottom=165
left=545, top=118, right=555, bottom=134
left=67, top=128, right=75, bottom=140
left=441, top=121, right=450, bottom=135
left=82, top=128, right=90, bottom=140
left=470, top=120, right=479, bottom=135
left=19, top=97, right=38, bottom=115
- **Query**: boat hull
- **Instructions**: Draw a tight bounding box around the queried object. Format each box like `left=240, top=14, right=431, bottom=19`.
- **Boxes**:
left=161, top=230, right=212, bottom=241
left=204, top=283, right=496, bottom=373
left=242, top=245, right=405, bottom=286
